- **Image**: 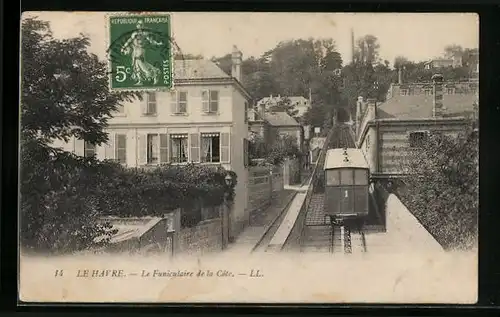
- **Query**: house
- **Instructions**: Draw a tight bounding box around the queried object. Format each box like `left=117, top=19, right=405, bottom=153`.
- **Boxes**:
left=424, top=55, right=462, bottom=69
left=51, top=45, right=252, bottom=239
left=248, top=103, right=302, bottom=149
left=257, top=95, right=312, bottom=117
left=355, top=74, right=478, bottom=180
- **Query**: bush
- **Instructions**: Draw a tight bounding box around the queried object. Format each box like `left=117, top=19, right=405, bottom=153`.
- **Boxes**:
left=20, top=140, right=237, bottom=254
left=397, top=124, right=478, bottom=250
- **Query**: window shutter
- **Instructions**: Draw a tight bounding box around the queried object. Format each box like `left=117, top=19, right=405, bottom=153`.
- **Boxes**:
left=141, top=93, right=148, bottom=114
left=244, top=102, right=248, bottom=123
left=138, top=134, right=147, bottom=166
left=220, top=132, right=230, bottom=163
left=104, top=133, right=115, bottom=160
left=201, top=90, right=209, bottom=113
left=243, top=138, right=249, bottom=167
left=74, top=138, right=85, bottom=156
left=160, top=134, right=169, bottom=164
left=170, top=91, right=177, bottom=114
left=189, top=133, right=200, bottom=163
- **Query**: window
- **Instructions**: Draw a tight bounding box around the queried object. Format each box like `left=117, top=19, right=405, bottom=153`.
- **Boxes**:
left=424, top=89, right=433, bottom=96
left=201, top=133, right=220, bottom=163
left=145, top=92, right=157, bottom=115
left=170, top=91, right=187, bottom=114
left=170, top=134, right=188, bottom=163
left=115, top=134, right=127, bottom=164
left=84, top=142, right=96, bottom=158
left=340, top=169, right=354, bottom=185
left=409, top=131, right=428, bottom=148
left=446, top=88, right=455, bottom=95
left=326, top=170, right=340, bottom=186
left=147, top=134, right=159, bottom=164
left=400, top=89, right=409, bottom=96
left=354, top=169, right=368, bottom=185
left=202, top=90, right=219, bottom=113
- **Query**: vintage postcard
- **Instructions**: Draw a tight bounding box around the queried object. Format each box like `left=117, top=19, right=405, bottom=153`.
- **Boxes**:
left=19, top=12, right=479, bottom=304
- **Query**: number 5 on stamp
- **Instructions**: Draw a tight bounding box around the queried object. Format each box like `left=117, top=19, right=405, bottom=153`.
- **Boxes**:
left=107, top=14, right=173, bottom=91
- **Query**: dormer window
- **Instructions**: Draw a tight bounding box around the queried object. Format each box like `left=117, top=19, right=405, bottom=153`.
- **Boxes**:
left=409, top=131, right=429, bottom=148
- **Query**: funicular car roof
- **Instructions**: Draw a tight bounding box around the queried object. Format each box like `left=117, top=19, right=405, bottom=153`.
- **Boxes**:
left=324, top=148, right=369, bottom=170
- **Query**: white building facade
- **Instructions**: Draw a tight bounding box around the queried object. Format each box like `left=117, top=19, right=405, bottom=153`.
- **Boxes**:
left=53, top=46, right=253, bottom=237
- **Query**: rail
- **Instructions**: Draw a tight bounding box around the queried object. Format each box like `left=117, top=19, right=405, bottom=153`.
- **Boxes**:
left=282, top=125, right=337, bottom=250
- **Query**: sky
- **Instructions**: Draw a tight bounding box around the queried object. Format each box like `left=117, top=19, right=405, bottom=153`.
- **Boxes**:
left=22, top=12, right=478, bottom=66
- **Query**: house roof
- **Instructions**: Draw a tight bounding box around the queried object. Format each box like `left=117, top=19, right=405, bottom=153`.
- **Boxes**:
left=94, top=216, right=171, bottom=244
left=174, top=59, right=230, bottom=80
left=257, top=95, right=309, bottom=106
left=377, top=93, right=477, bottom=120
left=263, top=111, right=300, bottom=127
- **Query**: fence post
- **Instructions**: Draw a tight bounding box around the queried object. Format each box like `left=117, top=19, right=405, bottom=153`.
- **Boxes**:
left=269, top=168, right=273, bottom=203
left=220, top=203, right=230, bottom=249
left=172, top=208, right=182, bottom=256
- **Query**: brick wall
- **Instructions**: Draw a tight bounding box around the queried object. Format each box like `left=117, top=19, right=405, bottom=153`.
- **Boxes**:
left=177, top=218, right=222, bottom=255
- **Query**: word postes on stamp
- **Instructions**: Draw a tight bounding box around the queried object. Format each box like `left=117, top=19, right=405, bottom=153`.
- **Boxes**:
left=107, top=14, right=173, bottom=91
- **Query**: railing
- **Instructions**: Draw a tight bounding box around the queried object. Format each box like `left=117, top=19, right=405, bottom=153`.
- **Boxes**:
left=282, top=126, right=337, bottom=250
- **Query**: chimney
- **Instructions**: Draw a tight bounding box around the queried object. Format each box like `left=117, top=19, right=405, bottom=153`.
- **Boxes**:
left=231, top=45, right=242, bottom=82
left=355, top=96, right=363, bottom=136
left=398, top=67, right=403, bottom=84
left=259, top=102, right=266, bottom=118
left=432, top=73, right=444, bottom=117
left=366, top=98, right=377, bottom=121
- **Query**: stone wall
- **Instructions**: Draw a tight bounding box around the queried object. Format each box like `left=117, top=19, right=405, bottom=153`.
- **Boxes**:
left=178, top=218, right=222, bottom=255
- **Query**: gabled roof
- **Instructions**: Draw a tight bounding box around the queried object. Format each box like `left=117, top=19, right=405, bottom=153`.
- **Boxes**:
left=174, top=59, right=230, bottom=80
left=263, top=111, right=300, bottom=127
left=377, top=94, right=477, bottom=120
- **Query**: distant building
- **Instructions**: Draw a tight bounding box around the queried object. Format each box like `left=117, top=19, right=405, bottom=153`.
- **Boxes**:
left=257, top=94, right=312, bottom=117
left=248, top=104, right=302, bottom=149
left=424, top=55, right=463, bottom=69
left=51, top=46, right=252, bottom=239
left=355, top=74, right=478, bottom=180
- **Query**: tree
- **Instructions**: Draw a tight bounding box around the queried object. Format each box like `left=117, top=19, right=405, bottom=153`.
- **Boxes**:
left=394, top=56, right=411, bottom=69
left=354, top=35, right=381, bottom=65
left=398, top=123, right=478, bottom=250
left=20, top=18, right=139, bottom=253
left=21, top=18, right=139, bottom=147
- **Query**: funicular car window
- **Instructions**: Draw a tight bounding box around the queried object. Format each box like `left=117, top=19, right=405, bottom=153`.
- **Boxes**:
left=326, top=169, right=340, bottom=186
left=340, top=169, right=354, bottom=185
left=354, top=169, right=368, bottom=185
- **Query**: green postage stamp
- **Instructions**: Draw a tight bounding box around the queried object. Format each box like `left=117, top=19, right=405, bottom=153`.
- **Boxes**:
left=107, top=13, right=173, bottom=91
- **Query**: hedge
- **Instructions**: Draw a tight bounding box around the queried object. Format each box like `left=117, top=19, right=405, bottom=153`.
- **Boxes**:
left=396, top=125, right=478, bottom=251
left=20, top=139, right=237, bottom=254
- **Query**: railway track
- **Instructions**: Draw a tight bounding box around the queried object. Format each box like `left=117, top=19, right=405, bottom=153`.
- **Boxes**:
left=330, top=222, right=367, bottom=254
left=301, top=123, right=370, bottom=254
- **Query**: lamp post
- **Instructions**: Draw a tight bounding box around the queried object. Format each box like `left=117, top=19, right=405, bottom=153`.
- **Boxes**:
left=223, top=173, right=234, bottom=246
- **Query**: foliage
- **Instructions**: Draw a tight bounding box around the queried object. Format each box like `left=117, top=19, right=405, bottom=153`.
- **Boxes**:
left=20, top=138, right=237, bottom=254
left=397, top=124, right=478, bottom=250
left=248, top=133, right=301, bottom=166
left=21, top=18, right=140, bottom=146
